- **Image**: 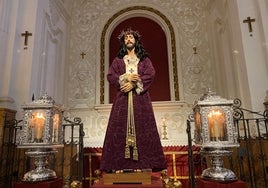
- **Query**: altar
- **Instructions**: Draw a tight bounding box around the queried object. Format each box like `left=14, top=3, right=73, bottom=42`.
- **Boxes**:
left=80, top=101, right=202, bottom=188
left=196, top=179, right=247, bottom=188
left=83, top=101, right=193, bottom=148
left=83, top=146, right=203, bottom=188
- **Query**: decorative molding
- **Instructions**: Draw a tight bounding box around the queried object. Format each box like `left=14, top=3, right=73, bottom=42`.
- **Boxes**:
left=36, top=12, right=64, bottom=102
left=49, top=0, right=71, bottom=25
left=0, top=97, right=15, bottom=109
left=0, top=97, right=15, bottom=103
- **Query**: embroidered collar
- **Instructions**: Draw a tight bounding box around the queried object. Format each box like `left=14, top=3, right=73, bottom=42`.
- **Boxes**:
left=123, top=55, right=139, bottom=65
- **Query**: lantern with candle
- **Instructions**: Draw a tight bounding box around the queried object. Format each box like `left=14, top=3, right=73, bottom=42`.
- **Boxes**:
left=18, top=93, right=64, bottom=182
left=192, top=89, right=239, bottom=182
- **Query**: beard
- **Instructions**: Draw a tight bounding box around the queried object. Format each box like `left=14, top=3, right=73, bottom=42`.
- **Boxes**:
left=126, top=42, right=135, bottom=51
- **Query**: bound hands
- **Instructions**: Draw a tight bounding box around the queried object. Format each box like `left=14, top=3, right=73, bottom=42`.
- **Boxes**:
left=120, top=73, right=140, bottom=93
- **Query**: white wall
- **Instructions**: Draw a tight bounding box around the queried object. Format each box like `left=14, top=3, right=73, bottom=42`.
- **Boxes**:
left=205, top=0, right=268, bottom=112
left=0, top=0, right=38, bottom=112
left=0, top=0, right=71, bottom=118
left=233, top=0, right=268, bottom=112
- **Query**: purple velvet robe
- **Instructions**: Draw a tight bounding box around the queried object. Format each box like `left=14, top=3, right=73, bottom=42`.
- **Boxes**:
left=100, top=57, right=167, bottom=171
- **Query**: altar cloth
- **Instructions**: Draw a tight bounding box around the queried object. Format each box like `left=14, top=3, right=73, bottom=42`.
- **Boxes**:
left=13, top=178, right=63, bottom=188
left=196, top=178, right=247, bottom=188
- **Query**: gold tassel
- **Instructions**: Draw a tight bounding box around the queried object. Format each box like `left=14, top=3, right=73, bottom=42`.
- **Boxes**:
left=125, top=145, right=130, bottom=159
left=133, top=146, right=138, bottom=161
left=127, top=135, right=135, bottom=147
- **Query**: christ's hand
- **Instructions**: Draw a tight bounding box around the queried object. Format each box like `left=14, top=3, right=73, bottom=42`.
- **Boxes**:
left=120, top=82, right=135, bottom=93
left=128, top=73, right=140, bottom=82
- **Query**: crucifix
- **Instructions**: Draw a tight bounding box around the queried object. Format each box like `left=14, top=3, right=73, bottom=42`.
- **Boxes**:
left=21, top=31, right=32, bottom=48
left=80, top=52, right=86, bottom=59
left=129, top=68, right=134, bottom=73
left=243, top=16, right=255, bottom=33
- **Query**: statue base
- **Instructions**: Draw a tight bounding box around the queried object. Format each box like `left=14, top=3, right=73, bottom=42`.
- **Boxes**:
left=103, top=169, right=152, bottom=185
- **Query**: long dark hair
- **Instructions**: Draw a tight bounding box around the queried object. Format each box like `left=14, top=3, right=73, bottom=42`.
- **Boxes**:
left=117, top=29, right=148, bottom=61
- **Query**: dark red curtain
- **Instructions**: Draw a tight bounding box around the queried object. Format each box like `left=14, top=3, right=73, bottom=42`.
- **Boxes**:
left=109, top=17, right=170, bottom=103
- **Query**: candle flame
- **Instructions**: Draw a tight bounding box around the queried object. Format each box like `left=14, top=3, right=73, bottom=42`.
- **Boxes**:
left=208, top=110, right=222, bottom=118
left=34, top=112, right=45, bottom=141
left=36, top=112, right=45, bottom=119
left=208, top=109, right=225, bottom=140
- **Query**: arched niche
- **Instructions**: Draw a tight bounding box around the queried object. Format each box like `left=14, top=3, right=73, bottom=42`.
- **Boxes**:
left=99, top=6, right=179, bottom=104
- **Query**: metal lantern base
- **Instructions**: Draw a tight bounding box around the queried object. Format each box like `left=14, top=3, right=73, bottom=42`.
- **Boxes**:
left=23, top=168, right=57, bottom=182
left=22, top=148, right=58, bottom=182
left=201, top=167, right=237, bottom=182
left=201, top=148, right=238, bottom=182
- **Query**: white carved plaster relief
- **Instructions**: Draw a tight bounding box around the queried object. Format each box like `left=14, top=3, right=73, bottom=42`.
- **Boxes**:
left=67, top=0, right=215, bottom=147
left=37, top=12, right=64, bottom=104
left=49, top=0, right=60, bottom=26
left=32, top=0, right=69, bottom=104
left=49, top=0, right=71, bottom=24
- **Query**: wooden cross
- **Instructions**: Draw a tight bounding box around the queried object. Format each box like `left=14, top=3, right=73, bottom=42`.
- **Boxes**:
left=243, top=16, right=255, bottom=32
left=21, top=31, right=32, bottom=46
left=129, top=68, right=134, bottom=73
left=80, top=52, right=86, bottom=59
left=193, top=46, right=198, bottom=54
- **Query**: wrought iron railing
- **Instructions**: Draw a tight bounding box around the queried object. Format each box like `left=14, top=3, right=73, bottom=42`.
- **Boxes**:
left=60, top=117, right=84, bottom=185
left=0, top=114, right=84, bottom=188
left=0, top=115, right=23, bottom=188
left=187, top=98, right=268, bottom=188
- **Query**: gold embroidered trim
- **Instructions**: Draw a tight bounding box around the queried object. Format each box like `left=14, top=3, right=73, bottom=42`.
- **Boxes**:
left=125, top=91, right=138, bottom=160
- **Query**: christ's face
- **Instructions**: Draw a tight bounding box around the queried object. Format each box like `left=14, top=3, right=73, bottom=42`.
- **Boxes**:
left=124, top=34, right=135, bottom=50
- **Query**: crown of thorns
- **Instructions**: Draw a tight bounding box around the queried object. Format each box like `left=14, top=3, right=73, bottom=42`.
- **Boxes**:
left=118, top=28, right=141, bottom=40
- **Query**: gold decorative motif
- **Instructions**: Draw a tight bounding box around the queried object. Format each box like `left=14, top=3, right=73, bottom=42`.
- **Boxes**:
left=124, top=144, right=130, bottom=159
left=161, top=169, right=182, bottom=188
left=125, top=90, right=138, bottom=160
left=70, top=180, right=82, bottom=188
left=93, top=169, right=101, bottom=184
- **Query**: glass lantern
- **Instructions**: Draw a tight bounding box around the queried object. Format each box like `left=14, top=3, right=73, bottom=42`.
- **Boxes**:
left=193, top=89, right=239, bottom=182
left=18, top=93, right=64, bottom=182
